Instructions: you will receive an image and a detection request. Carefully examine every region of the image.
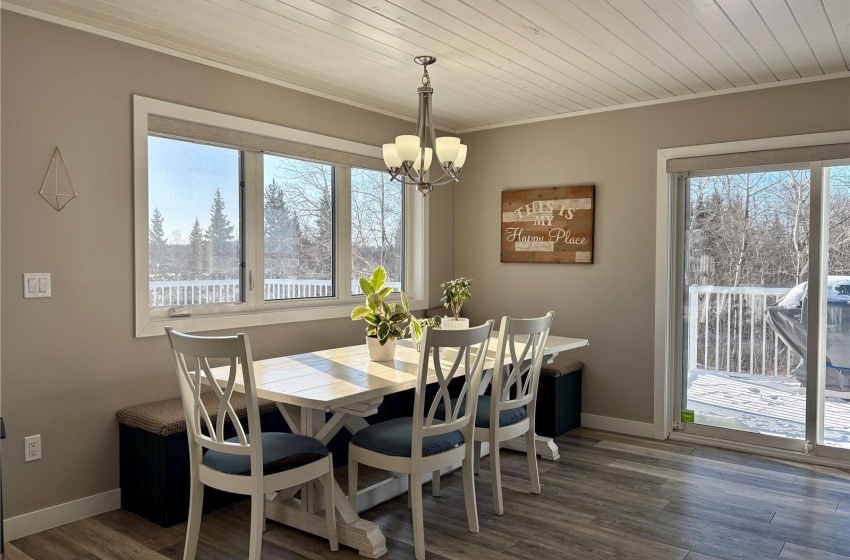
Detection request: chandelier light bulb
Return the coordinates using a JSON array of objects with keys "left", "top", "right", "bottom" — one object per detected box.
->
[
  {"left": 453, "top": 144, "right": 468, "bottom": 169},
  {"left": 435, "top": 137, "right": 461, "bottom": 165},
  {"left": 413, "top": 147, "right": 433, "bottom": 174},
  {"left": 395, "top": 135, "right": 420, "bottom": 163},
  {"left": 383, "top": 143, "right": 402, "bottom": 168}
]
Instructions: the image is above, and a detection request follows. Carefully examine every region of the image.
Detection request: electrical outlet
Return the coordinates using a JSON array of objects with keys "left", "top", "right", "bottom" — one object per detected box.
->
[{"left": 25, "top": 435, "right": 42, "bottom": 462}]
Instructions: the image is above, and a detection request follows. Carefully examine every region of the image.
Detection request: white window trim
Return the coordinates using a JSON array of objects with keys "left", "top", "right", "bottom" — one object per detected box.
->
[
  {"left": 133, "top": 96, "right": 428, "bottom": 337},
  {"left": 653, "top": 131, "right": 850, "bottom": 441}
]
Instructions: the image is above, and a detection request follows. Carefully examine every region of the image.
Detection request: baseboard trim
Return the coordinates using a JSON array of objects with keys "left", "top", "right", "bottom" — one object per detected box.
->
[
  {"left": 3, "top": 489, "right": 121, "bottom": 542},
  {"left": 580, "top": 413, "right": 656, "bottom": 439}
]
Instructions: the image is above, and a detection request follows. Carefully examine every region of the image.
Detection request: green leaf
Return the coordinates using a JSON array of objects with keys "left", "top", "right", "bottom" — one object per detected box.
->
[
  {"left": 400, "top": 291, "right": 410, "bottom": 314},
  {"left": 378, "top": 286, "right": 393, "bottom": 299},
  {"left": 411, "top": 319, "right": 423, "bottom": 341},
  {"left": 377, "top": 322, "right": 390, "bottom": 343},
  {"left": 370, "top": 266, "right": 387, "bottom": 291},
  {"left": 359, "top": 277, "right": 375, "bottom": 296},
  {"left": 350, "top": 306, "right": 371, "bottom": 320},
  {"left": 363, "top": 313, "right": 380, "bottom": 325},
  {"left": 367, "top": 293, "right": 382, "bottom": 312}
]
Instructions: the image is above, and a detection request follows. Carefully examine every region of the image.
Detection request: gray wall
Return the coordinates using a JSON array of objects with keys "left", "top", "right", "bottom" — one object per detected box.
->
[
  {"left": 456, "top": 77, "right": 850, "bottom": 426},
  {"left": 0, "top": 12, "right": 454, "bottom": 517}
]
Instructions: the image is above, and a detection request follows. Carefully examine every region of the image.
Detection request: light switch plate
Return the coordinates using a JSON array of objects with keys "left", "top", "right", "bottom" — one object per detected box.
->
[{"left": 23, "top": 273, "right": 51, "bottom": 298}]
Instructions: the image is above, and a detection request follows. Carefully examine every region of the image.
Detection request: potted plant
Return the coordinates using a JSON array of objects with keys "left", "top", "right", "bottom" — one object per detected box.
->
[
  {"left": 351, "top": 266, "right": 414, "bottom": 361},
  {"left": 440, "top": 277, "right": 472, "bottom": 329}
]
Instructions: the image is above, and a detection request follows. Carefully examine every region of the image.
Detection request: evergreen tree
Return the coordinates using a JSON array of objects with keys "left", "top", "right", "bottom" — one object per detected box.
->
[
  {"left": 205, "top": 189, "right": 235, "bottom": 276},
  {"left": 149, "top": 207, "right": 167, "bottom": 277},
  {"left": 264, "top": 180, "right": 299, "bottom": 278},
  {"left": 188, "top": 218, "right": 206, "bottom": 278}
]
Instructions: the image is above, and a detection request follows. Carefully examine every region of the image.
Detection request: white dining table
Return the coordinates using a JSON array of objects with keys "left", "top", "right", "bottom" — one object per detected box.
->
[{"left": 210, "top": 332, "right": 588, "bottom": 558}]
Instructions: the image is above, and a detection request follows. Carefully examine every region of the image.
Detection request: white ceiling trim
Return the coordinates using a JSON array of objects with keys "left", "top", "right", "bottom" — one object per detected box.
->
[
  {"left": 4, "top": 3, "right": 848, "bottom": 136},
  {"left": 455, "top": 71, "right": 850, "bottom": 134}
]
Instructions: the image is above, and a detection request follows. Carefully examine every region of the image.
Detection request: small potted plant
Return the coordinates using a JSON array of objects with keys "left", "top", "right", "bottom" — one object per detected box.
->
[
  {"left": 351, "top": 266, "right": 413, "bottom": 361},
  {"left": 440, "top": 277, "right": 472, "bottom": 330}
]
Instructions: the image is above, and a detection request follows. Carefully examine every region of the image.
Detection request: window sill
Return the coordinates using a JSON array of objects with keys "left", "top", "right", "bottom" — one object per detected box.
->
[{"left": 136, "top": 298, "right": 429, "bottom": 337}]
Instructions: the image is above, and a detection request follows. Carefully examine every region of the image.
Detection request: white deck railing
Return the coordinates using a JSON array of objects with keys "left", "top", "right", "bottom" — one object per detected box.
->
[
  {"left": 150, "top": 278, "right": 401, "bottom": 307},
  {"left": 688, "top": 285, "right": 802, "bottom": 377}
]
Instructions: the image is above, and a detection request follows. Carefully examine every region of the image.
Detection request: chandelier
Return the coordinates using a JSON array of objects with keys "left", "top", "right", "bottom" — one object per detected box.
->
[{"left": 382, "top": 56, "right": 467, "bottom": 196}]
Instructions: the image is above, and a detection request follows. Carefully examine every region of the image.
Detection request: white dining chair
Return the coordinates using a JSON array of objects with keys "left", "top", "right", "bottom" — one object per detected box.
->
[
  {"left": 347, "top": 321, "right": 494, "bottom": 560},
  {"left": 436, "top": 312, "right": 554, "bottom": 515},
  {"left": 165, "top": 328, "right": 338, "bottom": 560}
]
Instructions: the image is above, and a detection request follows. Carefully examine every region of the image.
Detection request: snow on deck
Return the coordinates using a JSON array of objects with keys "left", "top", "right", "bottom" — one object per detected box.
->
[{"left": 687, "top": 370, "right": 850, "bottom": 448}]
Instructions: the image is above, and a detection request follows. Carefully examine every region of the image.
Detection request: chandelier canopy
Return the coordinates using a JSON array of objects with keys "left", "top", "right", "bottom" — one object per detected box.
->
[{"left": 382, "top": 56, "right": 467, "bottom": 196}]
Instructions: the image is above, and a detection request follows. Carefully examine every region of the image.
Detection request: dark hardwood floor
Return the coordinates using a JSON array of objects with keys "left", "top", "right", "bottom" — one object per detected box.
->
[{"left": 8, "top": 429, "right": 850, "bottom": 560}]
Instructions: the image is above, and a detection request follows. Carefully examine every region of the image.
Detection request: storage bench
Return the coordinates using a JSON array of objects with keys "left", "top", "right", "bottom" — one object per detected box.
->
[
  {"left": 536, "top": 355, "right": 583, "bottom": 438},
  {"left": 117, "top": 393, "right": 286, "bottom": 527}
]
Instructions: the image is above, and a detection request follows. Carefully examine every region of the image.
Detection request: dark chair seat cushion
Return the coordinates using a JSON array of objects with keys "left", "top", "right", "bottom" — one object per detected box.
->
[
  {"left": 435, "top": 395, "right": 527, "bottom": 429},
  {"left": 350, "top": 417, "right": 464, "bottom": 457},
  {"left": 203, "top": 432, "right": 328, "bottom": 476}
]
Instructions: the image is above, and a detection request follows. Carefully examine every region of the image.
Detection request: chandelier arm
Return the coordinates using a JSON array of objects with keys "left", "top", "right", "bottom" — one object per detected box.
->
[
  {"left": 416, "top": 88, "right": 429, "bottom": 178},
  {"left": 426, "top": 90, "right": 449, "bottom": 172},
  {"left": 429, "top": 168, "right": 463, "bottom": 186}
]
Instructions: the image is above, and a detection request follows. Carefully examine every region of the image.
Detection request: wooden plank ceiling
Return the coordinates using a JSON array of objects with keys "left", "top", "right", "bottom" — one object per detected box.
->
[{"left": 6, "top": 0, "right": 849, "bottom": 131}]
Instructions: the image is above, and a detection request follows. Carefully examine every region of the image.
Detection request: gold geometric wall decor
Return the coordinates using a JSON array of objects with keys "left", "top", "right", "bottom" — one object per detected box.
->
[{"left": 40, "top": 147, "right": 78, "bottom": 211}]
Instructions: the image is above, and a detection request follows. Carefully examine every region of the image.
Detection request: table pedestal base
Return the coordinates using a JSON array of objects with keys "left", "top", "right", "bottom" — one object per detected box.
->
[
  {"left": 501, "top": 434, "right": 560, "bottom": 461},
  {"left": 266, "top": 498, "right": 387, "bottom": 558}
]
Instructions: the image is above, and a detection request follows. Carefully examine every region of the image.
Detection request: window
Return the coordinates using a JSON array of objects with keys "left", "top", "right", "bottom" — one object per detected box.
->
[
  {"left": 134, "top": 97, "right": 428, "bottom": 337},
  {"left": 263, "top": 155, "right": 335, "bottom": 301},
  {"left": 148, "top": 137, "right": 243, "bottom": 307},
  {"left": 351, "top": 167, "right": 404, "bottom": 294}
]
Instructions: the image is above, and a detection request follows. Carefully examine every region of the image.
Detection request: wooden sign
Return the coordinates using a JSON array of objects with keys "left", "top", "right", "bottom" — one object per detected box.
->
[{"left": 501, "top": 185, "right": 595, "bottom": 264}]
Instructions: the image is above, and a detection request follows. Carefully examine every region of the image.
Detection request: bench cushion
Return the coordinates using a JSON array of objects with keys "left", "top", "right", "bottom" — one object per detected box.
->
[
  {"left": 203, "top": 432, "right": 328, "bottom": 476},
  {"left": 350, "top": 417, "right": 464, "bottom": 457},
  {"left": 117, "top": 393, "right": 278, "bottom": 437},
  {"left": 424, "top": 306, "right": 447, "bottom": 319},
  {"left": 541, "top": 356, "right": 584, "bottom": 378}
]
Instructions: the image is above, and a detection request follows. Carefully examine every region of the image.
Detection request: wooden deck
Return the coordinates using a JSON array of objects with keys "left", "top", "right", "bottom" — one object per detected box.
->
[
  {"left": 688, "top": 370, "right": 850, "bottom": 447},
  {"left": 6, "top": 428, "right": 850, "bottom": 560}
]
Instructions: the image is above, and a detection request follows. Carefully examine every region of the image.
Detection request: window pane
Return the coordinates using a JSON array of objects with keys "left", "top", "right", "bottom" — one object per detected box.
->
[
  {"left": 148, "top": 136, "right": 242, "bottom": 308},
  {"left": 824, "top": 164, "right": 850, "bottom": 449},
  {"left": 264, "top": 155, "right": 334, "bottom": 300},
  {"left": 683, "top": 169, "right": 810, "bottom": 440},
  {"left": 351, "top": 168, "right": 404, "bottom": 293}
]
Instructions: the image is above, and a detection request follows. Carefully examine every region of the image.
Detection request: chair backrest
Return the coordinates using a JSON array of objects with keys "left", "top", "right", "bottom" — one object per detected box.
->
[
  {"left": 490, "top": 312, "right": 555, "bottom": 420},
  {"left": 413, "top": 321, "right": 494, "bottom": 457},
  {"left": 165, "top": 328, "right": 262, "bottom": 467}
]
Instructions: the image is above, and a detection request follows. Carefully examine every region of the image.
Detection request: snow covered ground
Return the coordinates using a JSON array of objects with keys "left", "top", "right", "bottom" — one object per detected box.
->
[{"left": 687, "top": 369, "right": 850, "bottom": 448}]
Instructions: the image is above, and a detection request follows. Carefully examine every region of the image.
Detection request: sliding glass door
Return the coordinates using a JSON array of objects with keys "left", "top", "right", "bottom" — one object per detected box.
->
[
  {"left": 676, "top": 161, "right": 849, "bottom": 459},
  {"left": 823, "top": 164, "right": 850, "bottom": 452}
]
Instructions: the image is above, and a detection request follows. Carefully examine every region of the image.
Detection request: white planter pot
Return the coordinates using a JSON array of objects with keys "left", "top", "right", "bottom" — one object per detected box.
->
[
  {"left": 441, "top": 317, "right": 470, "bottom": 330},
  {"left": 366, "top": 337, "right": 397, "bottom": 361}
]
